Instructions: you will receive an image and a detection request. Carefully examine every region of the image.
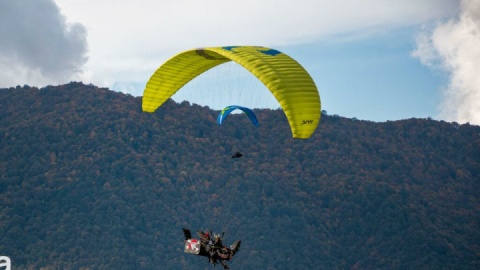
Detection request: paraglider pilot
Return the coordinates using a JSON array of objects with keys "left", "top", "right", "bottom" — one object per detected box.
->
[
  {"left": 184, "top": 228, "right": 240, "bottom": 270},
  {"left": 232, "top": 152, "right": 242, "bottom": 158},
  {"left": 210, "top": 233, "right": 231, "bottom": 269}
]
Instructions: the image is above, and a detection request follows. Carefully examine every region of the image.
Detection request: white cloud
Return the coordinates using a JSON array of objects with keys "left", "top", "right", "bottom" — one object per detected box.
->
[
  {"left": 1, "top": 0, "right": 462, "bottom": 121},
  {"left": 413, "top": 0, "right": 480, "bottom": 125},
  {"left": 0, "top": 0, "right": 88, "bottom": 88}
]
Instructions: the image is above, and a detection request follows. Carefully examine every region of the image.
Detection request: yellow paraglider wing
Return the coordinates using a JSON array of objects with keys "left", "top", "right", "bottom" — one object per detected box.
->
[{"left": 142, "top": 46, "right": 321, "bottom": 139}]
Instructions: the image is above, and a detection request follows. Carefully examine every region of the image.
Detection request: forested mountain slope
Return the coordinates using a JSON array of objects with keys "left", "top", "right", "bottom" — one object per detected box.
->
[{"left": 1, "top": 83, "right": 479, "bottom": 269}]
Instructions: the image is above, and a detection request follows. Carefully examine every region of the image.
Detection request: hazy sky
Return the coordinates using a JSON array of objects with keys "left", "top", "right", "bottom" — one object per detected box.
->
[{"left": 1, "top": 0, "right": 478, "bottom": 124}]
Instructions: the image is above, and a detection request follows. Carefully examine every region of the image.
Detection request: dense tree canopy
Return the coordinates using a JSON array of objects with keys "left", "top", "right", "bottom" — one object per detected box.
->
[{"left": 0, "top": 83, "right": 479, "bottom": 269}]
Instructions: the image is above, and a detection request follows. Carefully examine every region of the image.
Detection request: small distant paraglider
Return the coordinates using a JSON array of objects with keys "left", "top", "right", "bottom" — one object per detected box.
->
[{"left": 217, "top": 105, "right": 259, "bottom": 127}]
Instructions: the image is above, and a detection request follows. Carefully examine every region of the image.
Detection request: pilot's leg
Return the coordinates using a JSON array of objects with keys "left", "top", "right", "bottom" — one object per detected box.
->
[{"left": 219, "top": 260, "right": 229, "bottom": 269}]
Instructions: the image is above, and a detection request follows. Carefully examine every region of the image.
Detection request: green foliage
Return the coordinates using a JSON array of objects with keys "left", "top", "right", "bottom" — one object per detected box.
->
[{"left": 0, "top": 82, "right": 479, "bottom": 269}]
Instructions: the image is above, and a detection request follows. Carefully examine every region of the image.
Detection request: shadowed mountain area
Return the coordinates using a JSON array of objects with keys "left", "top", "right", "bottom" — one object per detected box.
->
[{"left": 1, "top": 82, "right": 479, "bottom": 269}]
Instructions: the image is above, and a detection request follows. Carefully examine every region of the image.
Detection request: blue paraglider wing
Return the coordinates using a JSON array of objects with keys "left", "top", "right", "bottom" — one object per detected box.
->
[{"left": 217, "top": 105, "right": 259, "bottom": 127}]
